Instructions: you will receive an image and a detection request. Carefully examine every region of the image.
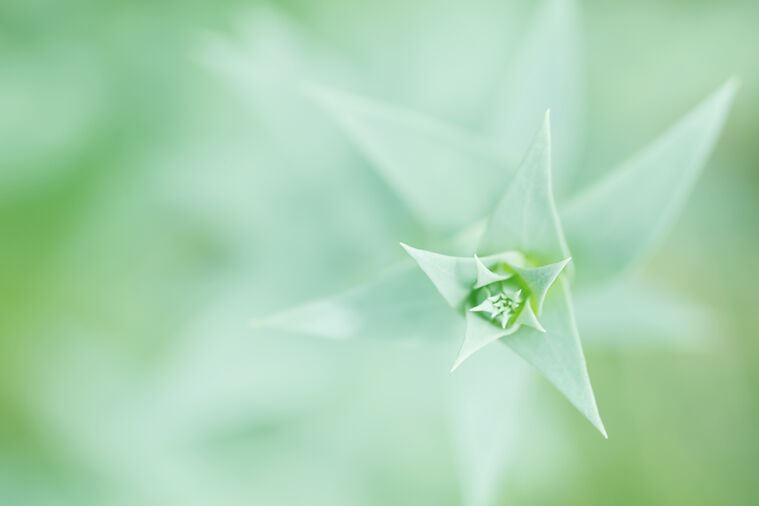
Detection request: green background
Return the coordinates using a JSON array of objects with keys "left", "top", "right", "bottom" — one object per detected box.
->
[{"left": 1, "top": 0, "right": 757, "bottom": 504}]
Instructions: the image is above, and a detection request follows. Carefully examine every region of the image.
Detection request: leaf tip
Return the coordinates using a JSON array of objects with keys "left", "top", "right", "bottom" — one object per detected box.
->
[
  {"left": 450, "top": 346, "right": 468, "bottom": 372},
  {"left": 449, "top": 340, "right": 475, "bottom": 372},
  {"left": 711, "top": 77, "right": 740, "bottom": 114},
  {"left": 588, "top": 408, "right": 608, "bottom": 439},
  {"left": 450, "top": 349, "right": 473, "bottom": 372}
]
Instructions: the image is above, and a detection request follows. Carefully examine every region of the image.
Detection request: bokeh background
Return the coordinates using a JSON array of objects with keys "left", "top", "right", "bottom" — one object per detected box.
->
[{"left": 1, "top": 0, "right": 757, "bottom": 504}]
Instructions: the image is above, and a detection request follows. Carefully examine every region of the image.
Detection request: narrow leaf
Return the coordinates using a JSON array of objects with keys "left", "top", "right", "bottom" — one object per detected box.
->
[
  {"left": 252, "top": 264, "right": 459, "bottom": 342},
  {"left": 502, "top": 278, "right": 606, "bottom": 436},
  {"left": 474, "top": 254, "right": 511, "bottom": 288},
  {"left": 306, "top": 84, "right": 513, "bottom": 231},
  {"left": 449, "top": 347, "right": 533, "bottom": 506},
  {"left": 400, "top": 243, "right": 478, "bottom": 308},
  {"left": 488, "top": 0, "right": 583, "bottom": 196},
  {"left": 452, "top": 312, "right": 510, "bottom": 372},
  {"left": 574, "top": 277, "right": 716, "bottom": 351},
  {"left": 514, "top": 302, "right": 545, "bottom": 333},
  {"left": 479, "top": 112, "right": 571, "bottom": 264},
  {"left": 401, "top": 244, "right": 525, "bottom": 310},
  {"left": 563, "top": 79, "right": 738, "bottom": 285},
  {"left": 513, "top": 257, "right": 572, "bottom": 314}
]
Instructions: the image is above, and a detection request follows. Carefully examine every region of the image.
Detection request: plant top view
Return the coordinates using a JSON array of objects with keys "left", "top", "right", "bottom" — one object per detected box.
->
[
  {"left": 1, "top": 0, "right": 758, "bottom": 505},
  {"left": 258, "top": 75, "right": 736, "bottom": 439}
]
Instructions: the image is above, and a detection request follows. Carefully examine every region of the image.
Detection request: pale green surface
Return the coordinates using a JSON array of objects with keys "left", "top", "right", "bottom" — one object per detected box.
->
[
  {"left": 263, "top": 69, "right": 730, "bottom": 441},
  {"left": 478, "top": 114, "right": 570, "bottom": 261},
  {"left": 264, "top": 111, "right": 604, "bottom": 435},
  {"left": 2, "top": 0, "right": 759, "bottom": 505},
  {"left": 564, "top": 80, "right": 738, "bottom": 286},
  {"left": 308, "top": 85, "right": 511, "bottom": 233},
  {"left": 512, "top": 259, "right": 572, "bottom": 315},
  {"left": 487, "top": 0, "right": 583, "bottom": 196}
]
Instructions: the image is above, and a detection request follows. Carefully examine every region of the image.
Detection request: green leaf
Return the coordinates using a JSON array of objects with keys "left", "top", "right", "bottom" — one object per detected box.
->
[
  {"left": 478, "top": 112, "right": 571, "bottom": 264},
  {"left": 488, "top": 0, "right": 583, "bottom": 196},
  {"left": 400, "top": 243, "right": 525, "bottom": 310},
  {"left": 513, "top": 258, "right": 572, "bottom": 314},
  {"left": 252, "top": 264, "right": 459, "bottom": 342},
  {"left": 563, "top": 79, "right": 738, "bottom": 285},
  {"left": 452, "top": 312, "right": 511, "bottom": 372},
  {"left": 305, "top": 84, "right": 514, "bottom": 232},
  {"left": 449, "top": 348, "right": 533, "bottom": 506},
  {"left": 574, "top": 277, "right": 716, "bottom": 351},
  {"left": 399, "top": 244, "right": 476, "bottom": 309},
  {"left": 504, "top": 278, "right": 606, "bottom": 437},
  {"left": 474, "top": 254, "right": 511, "bottom": 288},
  {"left": 514, "top": 302, "right": 545, "bottom": 333}
]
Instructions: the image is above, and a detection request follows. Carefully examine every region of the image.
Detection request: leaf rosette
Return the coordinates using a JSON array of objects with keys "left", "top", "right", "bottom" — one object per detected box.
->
[{"left": 254, "top": 74, "right": 736, "bottom": 441}]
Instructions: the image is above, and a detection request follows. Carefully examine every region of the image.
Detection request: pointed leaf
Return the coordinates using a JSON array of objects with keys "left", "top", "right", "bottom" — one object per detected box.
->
[
  {"left": 563, "top": 79, "right": 738, "bottom": 285},
  {"left": 514, "top": 302, "right": 545, "bottom": 333},
  {"left": 474, "top": 254, "right": 510, "bottom": 288},
  {"left": 502, "top": 278, "right": 606, "bottom": 436},
  {"left": 479, "top": 112, "right": 570, "bottom": 264},
  {"left": 452, "top": 312, "right": 510, "bottom": 371},
  {"left": 401, "top": 244, "right": 525, "bottom": 309},
  {"left": 469, "top": 298, "right": 496, "bottom": 315},
  {"left": 252, "top": 264, "right": 459, "bottom": 342},
  {"left": 400, "top": 243, "right": 478, "bottom": 308},
  {"left": 513, "top": 257, "right": 571, "bottom": 314},
  {"left": 306, "top": 84, "right": 514, "bottom": 231},
  {"left": 575, "top": 277, "right": 716, "bottom": 351}
]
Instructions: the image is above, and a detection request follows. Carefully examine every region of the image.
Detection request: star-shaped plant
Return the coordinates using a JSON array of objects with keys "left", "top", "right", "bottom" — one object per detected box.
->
[
  {"left": 385, "top": 113, "right": 606, "bottom": 434},
  {"left": 255, "top": 72, "right": 735, "bottom": 437},
  {"left": 402, "top": 243, "right": 572, "bottom": 371},
  {"left": 247, "top": 0, "right": 737, "bottom": 449},
  {"left": 226, "top": 2, "right": 737, "bottom": 501}
]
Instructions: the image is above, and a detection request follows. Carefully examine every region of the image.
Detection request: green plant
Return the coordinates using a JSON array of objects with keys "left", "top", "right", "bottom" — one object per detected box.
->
[
  {"left": 246, "top": 4, "right": 738, "bottom": 503},
  {"left": 255, "top": 78, "right": 735, "bottom": 437}
]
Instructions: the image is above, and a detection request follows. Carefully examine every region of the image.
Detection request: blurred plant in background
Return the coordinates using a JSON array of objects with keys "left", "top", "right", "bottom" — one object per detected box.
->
[{"left": 1, "top": 0, "right": 758, "bottom": 505}]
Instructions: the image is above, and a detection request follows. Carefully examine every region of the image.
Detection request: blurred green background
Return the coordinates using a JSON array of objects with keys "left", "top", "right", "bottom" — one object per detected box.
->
[{"left": 1, "top": 0, "right": 757, "bottom": 504}]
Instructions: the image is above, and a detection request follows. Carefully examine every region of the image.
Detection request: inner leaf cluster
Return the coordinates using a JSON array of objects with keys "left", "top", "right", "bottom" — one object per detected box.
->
[{"left": 469, "top": 264, "right": 530, "bottom": 331}]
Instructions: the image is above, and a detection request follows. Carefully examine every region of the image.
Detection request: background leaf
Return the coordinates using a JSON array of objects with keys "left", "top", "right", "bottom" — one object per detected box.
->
[
  {"left": 3, "top": 0, "right": 758, "bottom": 504},
  {"left": 479, "top": 113, "right": 570, "bottom": 264},
  {"left": 449, "top": 348, "right": 533, "bottom": 506},
  {"left": 575, "top": 277, "right": 716, "bottom": 351},
  {"left": 487, "top": 0, "right": 584, "bottom": 196},
  {"left": 307, "top": 85, "right": 514, "bottom": 232},
  {"left": 563, "top": 80, "right": 738, "bottom": 285},
  {"left": 253, "top": 263, "right": 459, "bottom": 342}
]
